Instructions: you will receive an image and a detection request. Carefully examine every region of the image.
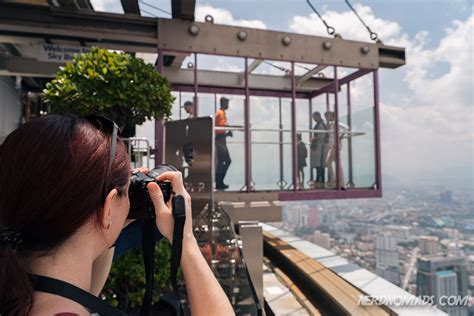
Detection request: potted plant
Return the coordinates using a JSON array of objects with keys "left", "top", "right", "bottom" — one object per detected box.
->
[{"left": 43, "top": 47, "right": 174, "bottom": 136}]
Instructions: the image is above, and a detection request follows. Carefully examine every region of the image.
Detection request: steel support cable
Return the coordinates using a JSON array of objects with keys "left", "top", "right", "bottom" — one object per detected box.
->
[
  {"left": 140, "top": 8, "right": 157, "bottom": 17},
  {"left": 266, "top": 62, "right": 310, "bottom": 74},
  {"left": 295, "top": 64, "right": 312, "bottom": 71},
  {"left": 263, "top": 61, "right": 289, "bottom": 73},
  {"left": 139, "top": 0, "right": 172, "bottom": 16},
  {"left": 305, "top": 0, "right": 336, "bottom": 36},
  {"left": 344, "top": 0, "right": 379, "bottom": 42}
]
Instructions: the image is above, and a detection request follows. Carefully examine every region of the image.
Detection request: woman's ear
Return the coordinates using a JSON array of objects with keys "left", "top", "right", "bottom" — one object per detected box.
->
[{"left": 100, "top": 189, "right": 118, "bottom": 229}]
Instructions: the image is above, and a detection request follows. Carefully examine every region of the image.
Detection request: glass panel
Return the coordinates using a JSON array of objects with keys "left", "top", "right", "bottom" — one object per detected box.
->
[
  {"left": 295, "top": 98, "right": 311, "bottom": 190},
  {"left": 250, "top": 96, "right": 282, "bottom": 190},
  {"left": 340, "top": 75, "right": 376, "bottom": 189},
  {"left": 335, "top": 80, "right": 349, "bottom": 190},
  {"left": 345, "top": 106, "right": 376, "bottom": 188},
  {"left": 197, "top": 93, "right": 218, "bottom": 118},
  {"left": 281, "top": 98, "right": 293, "bottom": 190}
]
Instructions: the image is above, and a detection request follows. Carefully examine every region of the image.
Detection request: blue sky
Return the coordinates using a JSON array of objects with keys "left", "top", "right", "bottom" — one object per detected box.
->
[{"left": 92, "top": 0, "right": 473, "bottom": 192}]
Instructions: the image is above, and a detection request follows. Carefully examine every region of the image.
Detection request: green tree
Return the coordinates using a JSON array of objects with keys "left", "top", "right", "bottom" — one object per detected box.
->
[{"left": 43, "top": 47, "right": 174, "bottom": 127}]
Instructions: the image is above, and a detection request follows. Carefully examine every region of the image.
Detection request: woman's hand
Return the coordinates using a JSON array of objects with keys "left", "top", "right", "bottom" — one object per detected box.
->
[{"left": 146, "top": 171, "right": 194, "bottom": 243}]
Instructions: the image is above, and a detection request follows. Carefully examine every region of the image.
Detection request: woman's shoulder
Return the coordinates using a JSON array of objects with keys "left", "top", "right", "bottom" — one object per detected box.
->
[{"left": 31, "top": 292, "right": 90, "bottom": 316}]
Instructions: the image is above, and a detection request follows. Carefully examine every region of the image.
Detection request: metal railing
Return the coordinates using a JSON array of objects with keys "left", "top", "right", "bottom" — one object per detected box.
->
[
  {"left": 215, "top": 125, "right": 366, "bottom": 190},
  {"left": 123, "top": 137, "right": 151, "bottom": 169}
]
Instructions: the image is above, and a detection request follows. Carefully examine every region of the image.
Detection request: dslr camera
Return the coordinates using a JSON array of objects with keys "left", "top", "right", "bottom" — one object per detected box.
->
[{"left": 128, "top": 165, "right": 177, "bottom": 220}]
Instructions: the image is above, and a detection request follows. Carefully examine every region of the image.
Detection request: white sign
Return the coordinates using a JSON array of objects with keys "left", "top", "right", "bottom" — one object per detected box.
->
[{"left": 37, "top": 44, "right": 91, "bottom": 63}]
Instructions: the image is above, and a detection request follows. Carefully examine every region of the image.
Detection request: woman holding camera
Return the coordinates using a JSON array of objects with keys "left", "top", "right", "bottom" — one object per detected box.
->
[{"left": 0, "top": 115, "right": 234, "bottom": 315}]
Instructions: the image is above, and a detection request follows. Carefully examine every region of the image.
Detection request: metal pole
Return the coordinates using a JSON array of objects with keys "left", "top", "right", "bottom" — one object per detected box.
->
[
  {"left": 334, "top": 66, "right": 341, "bottom": 190},
  {"left": 373, "top": 69, "right": 382, "bottom": 192},
  {"left": 179, "top": 91, "right": 182, "bottom": 120},
  {"left": 326, "top": 92, "right": 330, "bottom": 112},
  {"left": 309, "top": 98, "right": 313, "bottom": 182},
  {"left": 155, "top": 49, "right": 164, "bottom": 166},
  {"left": 347, "top": 83, "right": 354, "bottom": 187},
  {"left": 279, "top": 97, "right": 284, "bottom": 190},
  {"left": 291, "top": 62, "right": 297, "bottom": 191},
  {"left": 193, "top": 53, "right": 199, "bottom": 117},
  {"left": 214, "top": 93, "right": 217, "bottom": 114},
  {"left": 244, "top": 57, "right": 252, "bottom": 192}
]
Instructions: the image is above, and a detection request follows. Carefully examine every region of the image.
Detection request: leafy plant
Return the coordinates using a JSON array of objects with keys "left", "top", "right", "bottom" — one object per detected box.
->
[
  {"left": 43, "top": 47, "right": 174, "bottom": 127},
  {"left": 102, "top": 239, "right": 182, "bottom": 312}
]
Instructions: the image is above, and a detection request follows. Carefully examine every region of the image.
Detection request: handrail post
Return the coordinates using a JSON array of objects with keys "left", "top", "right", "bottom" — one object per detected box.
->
[
  {"left": 291, "top": 62, "right": 297, "bottom": 191},
  {"left": 279, "top": 97, "right": 284, "bottom": 190},
  {"left": 309, "top": 98, "right": 313, "bottom": 182},
  {"left": 347, "top": 83, "right": 354, "bottom": 187},
  {"left": 373, "top": 69, "right": 382, "bottom": 192},
  {"left": 334, "top": 66, "right": 341, "bottom": 190},
  {"left": 193, "top": 53, "right": 199, "bottom": 117},
  {"left": 244, "top": 57, "right": 252, "bottom": 192}
]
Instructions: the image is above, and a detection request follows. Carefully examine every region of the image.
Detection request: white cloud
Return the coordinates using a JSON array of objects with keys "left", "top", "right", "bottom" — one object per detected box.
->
[
  {"left": 195, "top": 4, "right": 267, "bottom": 29},
  {"left": 405, "top": 15, "right": 474, "bottom": 108},
  {"left": 289, "top": 4, "right": 403, "bottom": 45}
]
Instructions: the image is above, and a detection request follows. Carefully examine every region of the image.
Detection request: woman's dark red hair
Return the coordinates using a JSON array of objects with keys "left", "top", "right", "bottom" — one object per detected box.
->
[{"left": 0, "top": 115, "right": 130, "bottom": 315}]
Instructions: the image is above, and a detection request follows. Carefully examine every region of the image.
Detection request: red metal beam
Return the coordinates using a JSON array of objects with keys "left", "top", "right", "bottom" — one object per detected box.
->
[{"left": 278, "top": 188, "right": 381, "bottom": 201}]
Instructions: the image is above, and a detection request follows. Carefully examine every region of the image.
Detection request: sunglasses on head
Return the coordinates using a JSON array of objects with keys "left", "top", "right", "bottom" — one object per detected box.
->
[{"left": 84, "top": 115, "right": 119, "bottom": 202}]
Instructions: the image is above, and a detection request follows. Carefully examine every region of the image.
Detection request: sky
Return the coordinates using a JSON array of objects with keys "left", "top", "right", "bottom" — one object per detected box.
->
[{"left": 90, "top": 0, "right": 474, "bottom": 192}]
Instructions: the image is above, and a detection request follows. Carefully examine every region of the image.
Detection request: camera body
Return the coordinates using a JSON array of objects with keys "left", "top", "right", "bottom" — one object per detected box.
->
[{"left": 128, "top": 165, "right": 177, "bottom": 219}]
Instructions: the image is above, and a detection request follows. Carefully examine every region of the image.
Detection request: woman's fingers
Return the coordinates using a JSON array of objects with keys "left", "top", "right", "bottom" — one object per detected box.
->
[
  {"left": 147, "top": 182, "right": 167, "bottom": 211},
  {"left": 155, "top": 171, "right": 189, "bottom": 197},
  {"left": 132, "top": 166, "right": 149, "bottom": 174},
  {"left": 147, "top": 182, "right": 173, "bottom": 241},
  {"left": 155, "top": 171, "right": 182, "bottom": 182}
]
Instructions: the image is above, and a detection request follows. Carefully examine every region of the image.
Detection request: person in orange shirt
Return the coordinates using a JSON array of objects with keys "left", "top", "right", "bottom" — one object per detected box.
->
[{"left": 215, "top": 97, "right": 232, "bottom": 190}]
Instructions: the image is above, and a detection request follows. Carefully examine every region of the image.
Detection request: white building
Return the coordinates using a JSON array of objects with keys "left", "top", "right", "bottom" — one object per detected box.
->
[
  {"left": 314, "top": 231, "right": 331, "bottom": 250},
  {"left": 419, "top": 236, "right": 439, "bottom": 255},
  {"left": 375, "top": 233, "right": 400, "bottom": 285}
]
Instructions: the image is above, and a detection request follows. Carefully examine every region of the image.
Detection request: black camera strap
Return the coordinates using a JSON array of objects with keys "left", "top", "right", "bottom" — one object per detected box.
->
[
  {"left": 140, "top": 194, "right": 186, "bottom": 316},
  {"left": 31, "top": 274, "right": 127, "bottom": 316},
  {"left": 140, "top": 218, "right": 156, "bottom": 316},
  {"left": 171, "top": 195, "right": 186, "bottom": 315}
]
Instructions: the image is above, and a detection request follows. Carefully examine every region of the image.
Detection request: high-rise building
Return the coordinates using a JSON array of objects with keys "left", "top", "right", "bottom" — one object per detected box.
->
[
  {"left": 307, "top": 206, "right": 320, "bottom": 228},
  {"left": 285, "top": 204, "right": 308, "bottom": 227},
  {"left": 319, "top": 209, "right": 337, "bottom": 226},
  {"left": 314, "top": 230, "right": 331, "bottom": 250},
  {"left": 440, "top": 190, "right": 453, "bottom": 204},
  {"left": 417, "top": 255, "right": 468, "bottom": 316},
  {"left": 419, "top": 236, "right": 439, "bottom": 255},
  {"left": 375, "top": 233, "right": 400, "bottom": 285}
]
